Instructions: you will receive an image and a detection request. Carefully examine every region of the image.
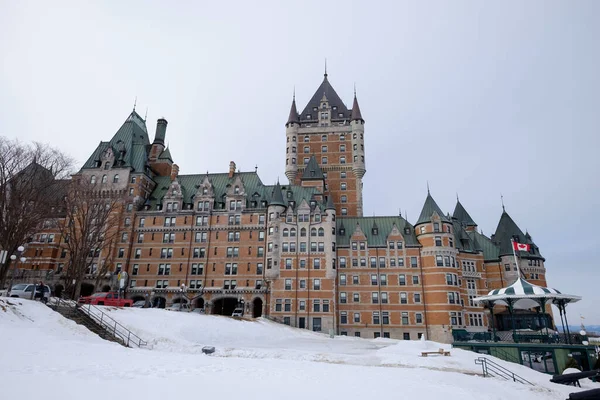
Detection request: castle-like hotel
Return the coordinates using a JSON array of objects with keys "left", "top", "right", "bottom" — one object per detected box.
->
[{"left": 22, "top": 72, "right": 548, "bottom": 343}]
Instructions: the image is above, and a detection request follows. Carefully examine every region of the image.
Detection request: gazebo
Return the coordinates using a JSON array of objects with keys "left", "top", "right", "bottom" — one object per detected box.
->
[{"left": 474, "top": 277, "right": 582, "bottom": 344}]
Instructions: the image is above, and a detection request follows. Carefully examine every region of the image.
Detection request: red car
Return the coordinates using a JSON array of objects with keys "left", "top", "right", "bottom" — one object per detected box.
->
[{"left": 78, "top": 291, "right": 133, "bottom": 307}]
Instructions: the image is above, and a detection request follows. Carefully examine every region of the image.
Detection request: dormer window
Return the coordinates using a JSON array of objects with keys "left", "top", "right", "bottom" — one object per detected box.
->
[
  {"left": 310, "top": 171, "right": 315, "bottom": 177},
  {"left": 340, "top": 228, "right": 345, "bottom": 235},
  {"left": 90, "top": 175, "right": 96, "bottom": 184},
  {"left": 202, "top": 187, "right": 208, "bottom": 195},
  {"left": 338, "top": 113, "right": 343, "bottom": 117},
  {"left": 404, "top": 227, "right": 411, "bottom": 235},
  {"left": 306, "top": 115, "right": 311, "bottom": 119},
  {"left": 372, "top": 228, "right": 378, "bottom": 235},
  {"left": 320, "top": 112, "right": 328, "bottom": 119},
  {"left": 287, "top": 191, "right": 293, "bottom": 199},
  {"left": 310, "top": 201, "right": 316, "bottom": 208},
  {"left": 234, "top": 186, "right": 240, "bottom": 194},
  {"left": 104, "top": 162, "right": 110, "bottom": 170},
  {"left": 289, "top": 201, "right": 295, "bottom": 208},
  {"left": 102, "top": 175, "right": 107, "bottom": 184},
  {"left": 113, "top": 174, "right": 119, "bottom": 183},
  {"left": 332, "top": 106, "right": 337, "bottom": 111}
]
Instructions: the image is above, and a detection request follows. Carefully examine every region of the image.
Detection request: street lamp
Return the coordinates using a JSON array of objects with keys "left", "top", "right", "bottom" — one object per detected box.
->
[
  {"left": 7, "top": 246, "right": 26, "bottom": 296},
  {"left": 179, "top": 283, "right": 187, "bottom": 311}
]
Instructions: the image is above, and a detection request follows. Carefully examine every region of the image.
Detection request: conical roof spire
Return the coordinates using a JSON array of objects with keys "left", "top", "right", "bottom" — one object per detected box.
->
[
  {"left": 286, "top": 93, "right": 299, "bottom": 126},
  {"left": 270, "top": 180, "right": 285, "bottom": 207},
  {"left": 416, "top": 192, "right": 450, "bottom": 225},
  {"left": 452, "top": 200, "right": 477, "bottom": 227},
  {"left": 351, "top": 92, "right": 364, "bottom": 122},
  {"left": 325, "top": 195, "right": 335, "bottom": 211}
]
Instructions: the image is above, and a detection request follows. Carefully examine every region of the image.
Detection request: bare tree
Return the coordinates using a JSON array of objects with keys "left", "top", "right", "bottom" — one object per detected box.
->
[
  {"left": 60, "top": 176, "right": 126, "bottom": 299},
  {"left": 0, "top": 137, "right": 73, "bottom": 287}
]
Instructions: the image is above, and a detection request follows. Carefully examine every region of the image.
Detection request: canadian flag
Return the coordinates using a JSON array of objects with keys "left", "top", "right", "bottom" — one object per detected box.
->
[{"left": 513, "top": 241, "right": 531, "bottom": 252}]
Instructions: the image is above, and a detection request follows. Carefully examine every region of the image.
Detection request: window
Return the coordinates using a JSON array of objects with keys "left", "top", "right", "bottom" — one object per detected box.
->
[
  {"left": 340, "top": 182, "right": 347, "bottom": 191},
  {"left": 400, "top": 292, "right": 408, "bottom": 304},
  {"left": 381, "top": 292, "right": 388, "bottom": 304},
  {"left": 322, "top": 145, "right": 328, "bottom": 152},
  {"left": 340, "top": 292, "right": 347, "bottom": 303},
  {"left": 299, "top": 301, "right": 305, "bottom": 311},
  {"left": 380, "top": 274, "right": 387, "bottom": 285},
  {"left": 275, "top": 299, "right": 282, "bottom": 312},
  {"left": 101, "top": 175, "right": 107, "bottom": 183},
  {"left": 285, "top": 279, "right": 292, "bottom": 290},
  {"left": 304, "top": 146, "right": 309, "bottom": 153},
  {"left": 339, "top": 257, "right": 346, "bottom": 268},
  {"left": 341, "top": 208, "right": 347, "bottom": 215},
  {"left": 414, "top": 293, "right": 421, "bottom": 303},
  {"left": 436, "top": 255, "right": 443, "bottom": 267},
  {"left": 354, "top": 313, "right": 360, "bottom": 323},
  {"left": 435, "top": 236, "right": 442, "bottom": 246},
  {"left": 402, "top": 312, "right": 409, "bottom": 325},
  {"left": 371, "top": 274, "right": 377, "bottom": 285},
  {"left": 340, "top": 274, "right": 346, "bottom": 285},
  {"left": 340, "top": 312, "right": 347, "bottom": 324},
  {"left": 352, "top": 275, "right": 359, "bottom": 285},
  {"left": 113, "top": 174, "right": 119, "bottom": 183},
  {"left": 412, "top": 275, "right": 419, "bottom": 285},
  {"left": 313, "top": 279, "right": 321, "bottom": 290},
  {"left": 340, "top": 156, "right": 346, "bottom": 164},
  {"left": 372, "top": 292, "right": 379, "bottom": 304},
  {"left": 399, "top": 274, "right": 406, "bottom": 285},
  {"left": 313, "top": 300, "right": 320, "bottom": 312},
  {"left": 372, "top": 312, "right": 380, "bottom": 325}
]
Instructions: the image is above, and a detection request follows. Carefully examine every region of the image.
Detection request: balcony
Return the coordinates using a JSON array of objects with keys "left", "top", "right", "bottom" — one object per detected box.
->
[{"left": 462, "top": 270, "right": 481, "bottom": 279}]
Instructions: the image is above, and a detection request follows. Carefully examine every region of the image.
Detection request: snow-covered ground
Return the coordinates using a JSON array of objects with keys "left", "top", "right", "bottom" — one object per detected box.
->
[{"left": 1, "top": 298, "right": 597, "bottom": 400}]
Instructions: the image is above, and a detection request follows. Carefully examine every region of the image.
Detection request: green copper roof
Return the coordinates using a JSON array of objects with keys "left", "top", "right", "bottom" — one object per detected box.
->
[
  {"left": 452, "top": 220, "right": 481, "bottom": 253},
  {"left": 82, "top": 111, "right": 151, "bottom": 173},
  {"left": 416, "top": 193, "right": 450, "bottom": 225},
  {"left": 301, "top": 155, "right": 324, "bottom": 180},
  {"left": 158, "top": 147, "right": 173, "bottom": 162},
  {"left": 492, "top": 211, "right": 543, "bottom": 259},
  {"left": 336, "top": 216, "right": 419, "bottom": 247},
  {"left": 453, "top": 200, "right": 477, "bottom": 227},
  {"left": 270, "top": 181, "right": 285, "bottom": 207},
  {"left": 468, "top": 231, "right": 500, "bottom": 262}
]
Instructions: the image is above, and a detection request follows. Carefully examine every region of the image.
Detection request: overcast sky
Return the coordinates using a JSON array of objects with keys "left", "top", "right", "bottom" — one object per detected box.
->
[{"left": 1, "top": 1, "right": 598, "bottom": 324}]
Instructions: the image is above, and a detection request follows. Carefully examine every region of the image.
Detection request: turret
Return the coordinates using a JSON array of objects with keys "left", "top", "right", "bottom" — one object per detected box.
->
[
  {"left": 350, "top": 93, "right": 365, "bottom": 180},
  {"left": 149, "top": 118, "right": 168, "bottom": 162},
  {"left": 285, "top": 95, "right": 300, "bottom": 182}
]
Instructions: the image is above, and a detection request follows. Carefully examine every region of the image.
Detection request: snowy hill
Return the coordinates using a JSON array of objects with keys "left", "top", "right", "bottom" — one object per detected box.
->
[{"left": 1, "top": 298, "right": 597, "bottom": 400}]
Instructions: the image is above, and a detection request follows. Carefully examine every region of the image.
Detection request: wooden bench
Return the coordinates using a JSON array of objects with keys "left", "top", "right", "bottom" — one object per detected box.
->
[
  {"left": 421, "top": 348, "right": 451, "bottom": 357},
  {"left": 551, "top": 370, "right": 599, "bottom": 387}
]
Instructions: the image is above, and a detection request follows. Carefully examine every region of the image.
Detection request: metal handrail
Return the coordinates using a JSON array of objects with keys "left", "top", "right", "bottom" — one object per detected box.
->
[
  {"left": 51, "top": 297, "right": 147, "bottom": 348},
  {"left": 475, "top": 357, "right": 534, "bottom": 385},
  {"left": 493, "top": 348, "right": 521, "bottom": 364},
  {"left": 78, "top": 303, "right": 147, "bottom": 348}
]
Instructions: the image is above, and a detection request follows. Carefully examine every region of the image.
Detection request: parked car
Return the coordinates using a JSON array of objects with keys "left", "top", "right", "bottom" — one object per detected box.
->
[
  {"left": 78, "top": 292, "right": 133, "bottom": 307},
  {"left": 231, "top": 307, "right": 244, "bottom": 317},
  {"left": 9, "top": 284, "right": 50, "bottom": 301},
  {"left": 191, "top": 308, "right": 205, "bottom": 314},
  {"left": 166, "top": 303, "right": 190, "bottom": 311},
  {"left": 132, "top": 300, "right": 147, "bottom": 308}
]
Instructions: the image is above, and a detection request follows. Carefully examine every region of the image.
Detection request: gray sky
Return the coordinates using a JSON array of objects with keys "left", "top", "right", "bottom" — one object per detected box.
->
[{"left": 1, "top": 1, "right": 598, "bottom": 323}]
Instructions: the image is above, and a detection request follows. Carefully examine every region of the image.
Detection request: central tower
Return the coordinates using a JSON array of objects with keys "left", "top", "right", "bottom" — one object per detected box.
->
[{"left": 284, "top": 71, "right": 366, "bottom": 217}]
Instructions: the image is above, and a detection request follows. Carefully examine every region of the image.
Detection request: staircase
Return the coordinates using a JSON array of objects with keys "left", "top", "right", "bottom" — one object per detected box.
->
[
  {"left": 475, "top": 357, "right": 533, "bottom": 385},
  {"left": 48, "top": 298, "right": 147, "bottom": 348}
]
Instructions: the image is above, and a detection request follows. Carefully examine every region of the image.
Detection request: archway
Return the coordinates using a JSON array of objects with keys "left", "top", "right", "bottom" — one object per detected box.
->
[
  {"left": 252, "top": 298, "right": 263, "bottom": 318},
  {"left": 172, "top": 297, "right": 188, "bottom": 304},
  {"left": 131, "top": 296, "right": 145, "bottom": 302},
  {"left": 211, "top": 297, "right": 239, "bottom": 316},
  {"left": 101, "top": 285, "right": 111, "bottom": 292},
  {"left": 194, "top": 298, "right": 205, "bottom": 309},
  {"left": 152, "top": 296, "right": 166, "bottom": 309},
  {"left": 80, "top": 283, "right": 94, "bottom": 297}
]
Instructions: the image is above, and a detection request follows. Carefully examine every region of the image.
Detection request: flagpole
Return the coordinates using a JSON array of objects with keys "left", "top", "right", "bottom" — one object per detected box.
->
[{"left": 510, "top": 238, "right": 521, "bottom": 279}]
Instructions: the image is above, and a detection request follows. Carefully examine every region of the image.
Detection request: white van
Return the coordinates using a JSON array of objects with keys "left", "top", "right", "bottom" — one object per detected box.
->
[{"left": 231, "top": 308, "right": 244, "bottom": 317}]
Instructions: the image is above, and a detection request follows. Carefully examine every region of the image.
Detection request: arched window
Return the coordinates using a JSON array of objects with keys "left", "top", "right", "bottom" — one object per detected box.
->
[
  {"left": 113, "top": 174, "right": 119, "bottom": 183},
  {"left": 304, "top": 135, "right": 309, "bottom": 142},
  {"left": 290, "top": 228, "right": 297, "bottom": 237},
  {"left": 318, "top": 228, "right": 324, "bottom": 237},
  {"left": 202, "top": 187, "right": 208, "bottom": 195},
  {"left": 353, "top": 133, "right": 357, "bottom": 139},
  {"left": 234, "top": 186, "right": 240, "bottom": 194},
  {"left": 101, "top": 175, "right": 107, "bottom": 184},
  {"left": 311, "top": 228, "right": 317, "bottom": 237},
  {"left": 283, "top": 228, "right": 289, "bottom": 237},
  {"left": 300, "top": 228, "right": 307, "bottom": 237},
  {"left": 90, "top": 175, "right": 96, "bottom": 184},
  {"left": 304, "top": 146, "right": 309, "bottom": 153}
]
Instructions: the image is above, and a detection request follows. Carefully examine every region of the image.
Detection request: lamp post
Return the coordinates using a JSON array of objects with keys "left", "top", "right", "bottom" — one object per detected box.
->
[
  {"left": 179, "top": 283, "right": 187, "bottom": 311},
  {"left": 7, "top": 246, "right": 26, "bottom": 296}
]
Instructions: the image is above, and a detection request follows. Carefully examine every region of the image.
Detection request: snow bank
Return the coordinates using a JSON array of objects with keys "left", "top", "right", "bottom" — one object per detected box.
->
[{"left": 1, "top": 300, "right": 596, "bottom": 400}]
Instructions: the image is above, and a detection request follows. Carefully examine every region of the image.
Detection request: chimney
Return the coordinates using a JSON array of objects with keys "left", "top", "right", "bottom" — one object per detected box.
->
[
  {"left": 170, "top": 164, "right": 179, "bottom": 181},
  {"left": 228, "top": 161, "right": 236, "bottom": 178},
  {"left": 154, "top": 118, "right": 168, "bottom": 144}
]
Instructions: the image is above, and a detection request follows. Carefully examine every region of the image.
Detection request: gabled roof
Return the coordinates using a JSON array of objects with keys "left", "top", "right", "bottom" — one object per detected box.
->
[
  {"left": 336, "top": 216, "right": 419, "bottom": 247},
  {"left": 286, "top": 97, "right": 299, "bottom": 125},
  {"left": 301, "top": 155, "right": 324, "bottom": 180},
  {"left": 453, "top": 200, "right": 477, "bottom": 227},
  {"left": 270, "top": 181, "right": 285, "bottom": 207},
  {"left": 452, "top": 220, "right": 480, "bottom": 253},
  {"left": 351, "top": 95, "right": 364, "bottom": 122},
  {"left": 416, "top": 193, "right": 450, "bottom": 225},
  {"left": 158, "top": 147, "right": 173, "bottom": 162},
  {"left": 493, "top": 211, "right": 543, "bottom": 259},
  {"left": 81, "top": 110, "right": 151, "bottom": 173},
  {"left": 300, "top": 74, "right": 350, "bottom": 121}
]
